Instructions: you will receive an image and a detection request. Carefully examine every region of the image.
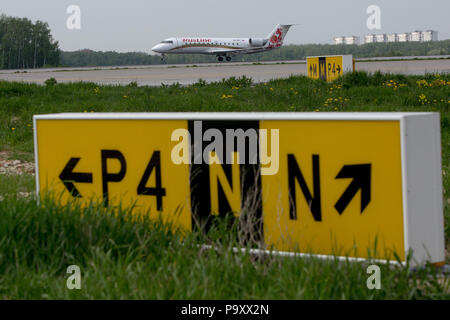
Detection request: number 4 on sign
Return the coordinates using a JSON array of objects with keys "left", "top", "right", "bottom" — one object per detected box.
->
[{"left": 137, "top": 151, "right": 166, "bottom": 211}]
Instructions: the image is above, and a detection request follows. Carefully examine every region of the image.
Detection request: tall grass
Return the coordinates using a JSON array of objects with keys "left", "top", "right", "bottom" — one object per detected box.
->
[
  {"left": 0, "top": 196, "right": 448, "bottom": 299},
  {"left": 0, "top": 73, "right": 449, "bottom": 299},
  {"left": 1, "top": 73, "right": 448, "bottom": 236},
  {"left": 1, "top": 72, "right": 449, "bottom": 153}
]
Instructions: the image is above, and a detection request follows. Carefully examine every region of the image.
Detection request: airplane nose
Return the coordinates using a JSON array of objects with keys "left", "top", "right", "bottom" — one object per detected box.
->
[{"left": 152, "top": 44, "right": 162, "bottom": 53}]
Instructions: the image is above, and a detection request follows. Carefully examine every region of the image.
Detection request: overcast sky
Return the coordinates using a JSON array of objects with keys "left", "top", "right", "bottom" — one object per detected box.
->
[{"left": 0, "top": 0, "right": 448, "bottom": 52}]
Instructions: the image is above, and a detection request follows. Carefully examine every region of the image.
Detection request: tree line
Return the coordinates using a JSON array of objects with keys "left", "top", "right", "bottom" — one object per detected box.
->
[
  {"left": 0, "top": 14, "right": 60, "bottom": 69},
  {"left": 60, "top": 40, "right": 450, "bottom": 67},
  {"left": 0, "top": 13, "right": 448, "bottom": 69}
]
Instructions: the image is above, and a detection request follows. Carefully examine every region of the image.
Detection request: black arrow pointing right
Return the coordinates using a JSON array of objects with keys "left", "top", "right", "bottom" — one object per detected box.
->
[
  {"left": 334, "top": 164, "right": 371, "bottom": 215},
  {"left": 59, "top": 157, "right": 93, "bottom": 198}
]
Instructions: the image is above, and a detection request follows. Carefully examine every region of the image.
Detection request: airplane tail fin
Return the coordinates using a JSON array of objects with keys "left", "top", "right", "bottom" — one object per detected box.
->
[{"left": 265, "top": 24, "right": 293, "bottom": 48}]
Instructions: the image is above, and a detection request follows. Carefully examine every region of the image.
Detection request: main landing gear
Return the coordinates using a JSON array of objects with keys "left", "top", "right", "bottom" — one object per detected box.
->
[{"left": 217, "top": 56, "right": 232, "bottom": 62}]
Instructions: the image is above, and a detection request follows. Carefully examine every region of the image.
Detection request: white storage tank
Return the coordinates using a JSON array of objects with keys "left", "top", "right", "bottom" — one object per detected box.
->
[
  {"left": 344, "top": 36, "right": 360, "bottom": 45},
  {"left": 397, "top": 33, "right": 410, "bottom": 42},
  {"left": 375, "top": 34, "right": 387, "bottom": 43},
  {"left": 410, "top": 31, "right": 422, "bottom": 42},
  {"left": 365, "top": 34, "right": 376, "bottom": 44},
  {"left": 422, "top": 30, "right": 438, "bottom": 42},
  {"left": 387, "top": 33, "right": 398, "bottom": 43},
  {"left": 334, "top": 37, "right": 345, "bottom": 45}
]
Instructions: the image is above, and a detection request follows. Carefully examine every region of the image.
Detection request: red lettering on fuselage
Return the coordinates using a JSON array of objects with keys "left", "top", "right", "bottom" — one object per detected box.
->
[{"left": 181, "top": 38, "right": 212, "bottom": 44}]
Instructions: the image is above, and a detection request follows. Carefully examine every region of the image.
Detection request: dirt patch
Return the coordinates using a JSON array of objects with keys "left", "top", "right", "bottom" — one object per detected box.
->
[{"left": 0, "top": 151, "right": 35, "bottom": 176}]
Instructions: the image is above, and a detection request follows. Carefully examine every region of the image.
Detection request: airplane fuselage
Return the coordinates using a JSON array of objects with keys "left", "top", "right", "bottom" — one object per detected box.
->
[
  {"left": 153, "top": 37, "right": 269, "bottom": 55},
  {"left": 151, "top": 24, "right": 293, "bottom": 61}
]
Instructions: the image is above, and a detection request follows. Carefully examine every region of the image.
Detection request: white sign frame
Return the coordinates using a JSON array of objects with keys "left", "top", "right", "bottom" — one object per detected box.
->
[{"left": 33, "top": 112, "right": 445, "bottom": 266}]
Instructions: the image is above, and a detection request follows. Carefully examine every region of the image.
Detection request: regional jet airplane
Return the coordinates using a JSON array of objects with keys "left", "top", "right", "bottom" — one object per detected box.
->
[{"left": 151, "top": 24, "right": 293, "bottom": 62}]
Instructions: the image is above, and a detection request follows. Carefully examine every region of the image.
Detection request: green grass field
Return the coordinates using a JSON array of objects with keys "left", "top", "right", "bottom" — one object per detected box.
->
[{"left": 0, "top": 72, "right": 449, "bottom": 299}]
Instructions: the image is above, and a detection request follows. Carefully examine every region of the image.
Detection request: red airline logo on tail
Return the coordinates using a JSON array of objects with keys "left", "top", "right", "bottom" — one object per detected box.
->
[{"left": 268, "top": 28, "right": 283, "bottom": 49}]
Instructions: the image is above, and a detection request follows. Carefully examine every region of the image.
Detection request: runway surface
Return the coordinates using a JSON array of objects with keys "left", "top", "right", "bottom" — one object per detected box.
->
[{"left": 0, "top": 57, "right": 449, "bottom": 86}]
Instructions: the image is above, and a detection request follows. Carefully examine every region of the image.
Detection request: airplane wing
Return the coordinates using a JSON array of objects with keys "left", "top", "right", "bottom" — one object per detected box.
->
[{"left": 207, "top": 47, "right": 266, "bottom": 56}]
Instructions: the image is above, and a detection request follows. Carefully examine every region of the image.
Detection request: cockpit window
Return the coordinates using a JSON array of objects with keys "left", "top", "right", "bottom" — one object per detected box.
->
[{"left": 161, "top": 40, "right": 173, "bottom": 44}]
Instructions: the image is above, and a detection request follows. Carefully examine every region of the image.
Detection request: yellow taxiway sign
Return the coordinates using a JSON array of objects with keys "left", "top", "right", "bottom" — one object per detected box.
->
[{"left": 34, "top": 113, "right": 445, "bottom": 266}]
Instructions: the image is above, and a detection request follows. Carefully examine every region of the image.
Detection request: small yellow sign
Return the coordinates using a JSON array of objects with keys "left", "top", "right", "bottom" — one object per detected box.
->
[
  {"left": 307, "top": 55, "right": 352, "bottom": 82},
  {"left": 325, "top": 56, "right": 344, "bottom": 82},
  {"left": 307, "top": 57, "right": 320, "bottom": 79}
]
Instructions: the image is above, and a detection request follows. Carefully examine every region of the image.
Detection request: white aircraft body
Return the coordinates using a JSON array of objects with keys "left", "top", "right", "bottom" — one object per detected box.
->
[{"left": 151, "top": 24, "right": 293, "bottom": 61}]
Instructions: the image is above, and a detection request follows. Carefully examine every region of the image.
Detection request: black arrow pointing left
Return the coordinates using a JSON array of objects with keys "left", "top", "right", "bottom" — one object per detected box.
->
[{"left": 59, "top": 158, "right": 93, "bottom": 198}]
